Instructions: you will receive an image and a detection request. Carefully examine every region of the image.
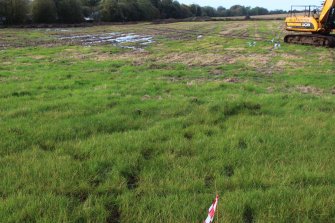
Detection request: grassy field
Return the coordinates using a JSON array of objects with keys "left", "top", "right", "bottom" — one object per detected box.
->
[
  {"left": 0, "top": 20, "right": 335, "bottom": 222},
  {"left": 214, "top": 14, "right": 289, "bottom": 20},
  {"left": 216, "top": 13, "right": 306, "bottom": 21}
]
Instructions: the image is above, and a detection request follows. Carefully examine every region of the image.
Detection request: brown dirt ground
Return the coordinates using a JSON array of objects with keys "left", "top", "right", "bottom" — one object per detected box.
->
[
  {"left": 156, "top": 52, "right": 237, "bottom": 66},
  {"left": 296, "top": 86, "right": 324, "bottom": 96}
]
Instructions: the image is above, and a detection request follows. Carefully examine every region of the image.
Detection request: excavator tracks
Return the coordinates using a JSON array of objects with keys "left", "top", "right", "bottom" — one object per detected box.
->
[{"left": 284, "top": 34, "right": 335, "bottom": 47}]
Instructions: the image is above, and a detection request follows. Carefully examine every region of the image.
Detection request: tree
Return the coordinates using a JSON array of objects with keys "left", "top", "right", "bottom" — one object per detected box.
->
[
  {"left": 229, "top": 5, "right": 246, "bottom": 16},
  {"left": 217, "top": 6, "right": 228, "bottom": 17},
  {"left": 82, "top": 0, "right": 101, "bottom": 19},
  {"left": 160, "top": 0, "right": 173, "bottom": 18},
  {"left": 180, "top": 4, "right": 192, "bottom": 18},
  {"left": 202, "top": 6, "right": 216, "bottom": 17},
  {"left": 119, "top": 0, "right": 141, "bottom": 21},
  {"left": 0, "top": 0, "right": 6, "bottom": 22},
  {"left": 1, "top": 0, "right": 279, "bottom": 24},
  {"left": 250, "top": 7, "right": 269, "bottom": 16},
  {"left": 137, "top": 0, "right": 160, "bottom": 20},
  {"left": 0, "top": 0, "right": 30, "bottom": 24},
  {"left": 100, "top": 0, "right": 115, "bottom": 21},
  {"left": 190, "top": 4, "right": 202, "bottom": 17},
  {"left": 171, "top": 1, "right": 182, "bottom": 19},
  {"left": 150, "top": 0, "right": 160, "bottom": 9},
  {"left": 57, "top": 0, "right": 83, "bottom": 23},
  {"left": 100, "top": 0, "right": 143, "bottom": 22},
  {"left": 270, "top": 9, "right": 287, "bottom": 14},
  {"left": 32, "top": 0, "right": 58, "bottom": 23},
  {"left": 83, "top": 0, "right": 101, "bottom": 7}
]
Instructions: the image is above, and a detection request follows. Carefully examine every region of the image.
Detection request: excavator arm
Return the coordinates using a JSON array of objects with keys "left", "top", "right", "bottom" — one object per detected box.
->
[{"left": 319, "top": 0, "right": 335, "bottom": 24}]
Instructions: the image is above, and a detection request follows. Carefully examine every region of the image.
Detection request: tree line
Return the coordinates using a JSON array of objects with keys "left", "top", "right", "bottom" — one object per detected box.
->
[{"left": 0, "top": 0, "right": 287, "bottom": 24}]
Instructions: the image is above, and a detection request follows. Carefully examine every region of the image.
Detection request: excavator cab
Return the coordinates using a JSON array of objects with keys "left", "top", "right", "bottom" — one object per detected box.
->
[
  {"left": 312, "top": 9, "right": 320, "bottom": 19},
  {"left": 285, "top": 5, "right": 322, "bottom": 33},
  {"left": 326, "top": 7, "right": 335, "bottom": 29},
  {"left": 284, "top": 0, "right": 335, "bottom": 47}
]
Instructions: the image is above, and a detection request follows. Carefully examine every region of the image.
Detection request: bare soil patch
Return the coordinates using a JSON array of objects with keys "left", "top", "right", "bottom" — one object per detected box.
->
[
  {"left": 147, "top": 27, "right": 202, "bottom": 40},
  {"left": 296, "top": 86, "right": 323, "bottom": 96},
  {"left": 156, "top": 52, "right": 237, "bottom": 66},
  {"left": 58, "top": 48, "right": 151, "bottom": 65},
  {"left": 242, "top": 54, "right": 270, "bottom": 68},
  {"left": 224, "top": 77, "right": 240, "bottom": 83},
  {"left": 161, "top": 75, "right": 241, "bottom": 86},
  {"left": 220, "top": 23, "right": 249, "bottom": 36}
]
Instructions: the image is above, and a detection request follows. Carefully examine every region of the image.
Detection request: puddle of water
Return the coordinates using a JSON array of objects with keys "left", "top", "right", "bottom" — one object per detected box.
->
[
  {"left": 58, "top": 32, "right": 154, "bottom": 49},
  {"left": 42, "top": 28, "right": 71, "bottom": 32}
]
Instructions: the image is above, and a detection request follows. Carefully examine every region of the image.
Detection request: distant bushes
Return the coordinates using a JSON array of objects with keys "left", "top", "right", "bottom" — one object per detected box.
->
[
  {"left": 32, "top": 0, "right": 83, "bottom": 23},
  {"left": 0, "top": 0, "right": 30, "bottom": 24},
  {"left": 56, "top": 0, "right": 84, "bottom": 23},
  {"left": 32, "top": 0, "right": 58, "bottom": 23},
  {"left": 0, "top": 0, "right": 287, "bottom": 25}
]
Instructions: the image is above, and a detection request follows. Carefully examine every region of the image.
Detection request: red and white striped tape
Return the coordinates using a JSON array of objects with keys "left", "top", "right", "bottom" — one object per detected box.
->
[{"left": 204, "top": 195, "right": 219, "bottom": 223}]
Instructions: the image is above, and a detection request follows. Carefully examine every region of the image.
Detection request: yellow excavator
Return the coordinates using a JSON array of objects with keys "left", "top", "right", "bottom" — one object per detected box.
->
[{"left": 285, "top": 0, "right": 335, "bottom": 47}]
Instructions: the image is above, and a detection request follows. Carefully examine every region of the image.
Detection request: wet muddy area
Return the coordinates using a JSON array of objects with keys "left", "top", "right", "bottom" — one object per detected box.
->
[
  {"left": 0, "top": 30, "right": 154, "bottom": 49},
  {"left": 58, "top": 32, "right": 154, "bottom": 49}
]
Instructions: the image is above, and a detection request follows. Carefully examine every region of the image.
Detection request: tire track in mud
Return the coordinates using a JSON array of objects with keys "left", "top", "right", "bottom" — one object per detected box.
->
[
  {"left": 145, "top": 22, "right": 222, "bottom": 40},
  {"left": 220, "top": 30, "right": 274, "bottom": 42},
  {"left": 146, "top": 27, "right": 204, "bottom": 40},
  {"left": 147, "top": 24, "right": 279, "bottom": 55},
  {"left": 220, "top": 22, "right": 286, "bottom": 42}
]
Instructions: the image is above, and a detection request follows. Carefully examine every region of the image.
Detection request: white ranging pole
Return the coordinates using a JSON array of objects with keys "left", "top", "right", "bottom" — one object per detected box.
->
[{"left": 204, "top": 195, "right": 219, "bottom": 223}]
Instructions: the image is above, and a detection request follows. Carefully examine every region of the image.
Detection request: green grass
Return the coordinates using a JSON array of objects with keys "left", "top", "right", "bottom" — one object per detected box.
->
[{"left": 0, "top": 21, "right": 335, "bottom": 222}]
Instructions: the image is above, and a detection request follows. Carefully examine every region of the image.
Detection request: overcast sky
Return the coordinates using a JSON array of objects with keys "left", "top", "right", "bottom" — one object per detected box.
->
[{"left": 177, "top": 0, "right": 321, "bottom": 10}]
